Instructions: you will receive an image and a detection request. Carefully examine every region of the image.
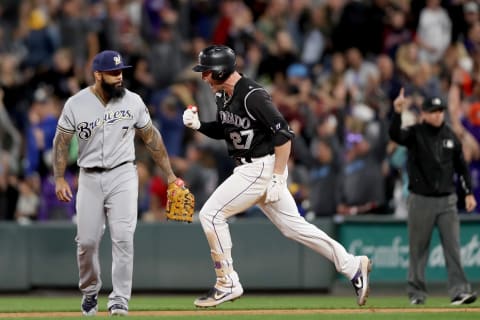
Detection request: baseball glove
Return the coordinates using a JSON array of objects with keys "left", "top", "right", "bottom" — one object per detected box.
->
[{"left": 166, "top": 178, "right": 195, "bottom": 223}]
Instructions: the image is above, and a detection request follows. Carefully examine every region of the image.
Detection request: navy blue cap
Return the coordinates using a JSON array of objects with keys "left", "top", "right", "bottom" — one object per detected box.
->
[{"left": 92, "top": 50, "right": 131, "bottom": 72}]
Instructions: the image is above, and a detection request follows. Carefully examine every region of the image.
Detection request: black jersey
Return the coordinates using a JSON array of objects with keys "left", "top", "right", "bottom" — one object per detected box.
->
[{"left": 199, "top": 76, "right": 293, "bottom": 159}]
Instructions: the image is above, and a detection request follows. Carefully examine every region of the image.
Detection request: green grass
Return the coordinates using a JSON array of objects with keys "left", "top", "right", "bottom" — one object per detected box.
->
[{"left": 0, "top": 294, "right": 478, "bottom": 319}]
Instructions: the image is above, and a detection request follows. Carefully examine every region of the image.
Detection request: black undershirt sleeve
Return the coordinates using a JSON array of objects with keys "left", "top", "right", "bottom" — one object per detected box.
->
[{"left": 197, "top": 121, "right": 225, "bottom": 140}]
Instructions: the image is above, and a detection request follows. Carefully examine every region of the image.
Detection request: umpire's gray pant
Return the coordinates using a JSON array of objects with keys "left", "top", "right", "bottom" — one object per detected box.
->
[{"left": 407, "top": 193, "right": 471, "bottom": 300}]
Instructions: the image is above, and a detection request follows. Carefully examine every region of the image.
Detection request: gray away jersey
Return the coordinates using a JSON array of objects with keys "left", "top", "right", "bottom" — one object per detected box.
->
[{"left": 57, "top": 87, "right": 151, "bottom": 168}]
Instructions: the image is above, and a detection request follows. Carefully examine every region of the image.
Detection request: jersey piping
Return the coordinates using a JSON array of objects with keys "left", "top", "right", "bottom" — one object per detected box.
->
[{"left": 243, "top": 88, "right": 266, "bottom": 120}]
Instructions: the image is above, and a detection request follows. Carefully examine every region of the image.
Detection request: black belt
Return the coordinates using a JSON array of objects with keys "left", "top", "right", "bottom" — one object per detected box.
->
[
  {"left": 83, "top": 161, "right": 132, "bottom": 173},
  {"left": 235, "top": 155, "right": 252, "bottom": 165},
  {"left": 234, "top": 152, "right": 274, "bottom": 166}
]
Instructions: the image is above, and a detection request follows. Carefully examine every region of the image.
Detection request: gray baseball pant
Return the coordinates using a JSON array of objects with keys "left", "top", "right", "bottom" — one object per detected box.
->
[
  {"left": 407, "top": 192, "right": 471, "bottom": 300},
  {"left": 76, "top": 163, "right": 138, "bottom": 308}
]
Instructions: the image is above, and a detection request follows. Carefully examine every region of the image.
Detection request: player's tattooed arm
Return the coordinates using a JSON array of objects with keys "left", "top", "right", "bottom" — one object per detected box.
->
[
  {"left": 52, "top": 130, "right": 74, "bottom": 179},
  {"left": 137, "top": 123, "right": 177, "bottom": 184}
]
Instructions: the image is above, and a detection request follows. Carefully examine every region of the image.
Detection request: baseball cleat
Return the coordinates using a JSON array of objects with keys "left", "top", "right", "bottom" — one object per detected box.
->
[
  {"left": 451, "top": 292, "right": 477, "bottom": 305},
  {"left": 351, "top": 255, "right": 372, "bottom": 306},
  {"left": 108, "top": 303, "right": 129, "bottom": 316},
  {"left": 410, "top": 297, "right": 425, "bottom": 305},
  {"left": 81, "top": 294, "right": 98, "bottom": 316},
  {"left": 194, "top": 285, "right": 244, "bottom": 308}
]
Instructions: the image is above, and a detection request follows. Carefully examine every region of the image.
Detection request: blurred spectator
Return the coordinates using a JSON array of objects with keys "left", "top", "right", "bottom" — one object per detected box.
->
[
  {"left": 0, "top": 155, "right": 18, "bottom": 221},
  {"left": 14, "top": 178, "right": 39, "bottom": 225},
  {"left": 25, "top": 87, "right": 76, "bottom": 221},
  {"left": 299, "top": 5, "right": 326, "bottom": 67},
  {"left": 141, "top": 165, "right": 169, "bottom": 222},
  {"left": 151, "top": 93, "right": 186, "bottom": 157},
  {"left": 450, "top": 83, "right": 480, "bottom": 212},
  {"left": 174, "top": 142, "right": 218, "bottom": 211},
  {"left": 464, "top": 21, "right": 480, "bottom": 56},
  {"left": 19, "top": 5, "right": 58, "bottom": 72},
  {"left": 382, "top": 6, "right": 413, "bottom": 59},
  {"left": 376, "top": 54, "right": 403, "bottom": 104},
  {"left": 316, "top": 52, "right": 348, "bottom": 109},
  {"left": 31, "top": 48, "right": 80, "bottom": 102},
  {"left": 0, "top": 54, "right": 30, "bottom": 132},
  {"left": 0, "top": 88, "right": 22, "bottom": 219},
  {"left": 415, "top": 0, "right": 452, "bottom": 64},
  {"left": 453, "top": 1, "right": 480, "bottom": 43},
  {"left": 284, "top": 0, "right": 309, "bottom": 54},
  {"left": 147, "top": 21, "right": 188, "bottom": 91},
  {"left": 225, "top": 1, "right": 256, "bottom": 58},
  {"left": 271, "top": 63, "right": 314, "bottom": 138},
  {"left": 331, "top": 0, "right": 371, "bottom": 53},
  {"left": 137, "top": 160, "right": 153, "bottom": 220},
  {"left": 255, "top": 0, "right": 289, "bottom": 54},
  {"left": 396, "top": 42, "right": 422, "bottom": 81},
  {"left": 441, "top": 42, "right": 473, "bottom": 97},
  {"left": 257, "top": 29, "right": 298, "bottom": 85},
  {"left": 0, "top": 88, "right": 21, "bottom": 175},
  {"left": 308, "top": 116, "right": 343, "bottom": 217},
  {"left": 337, "top": 106, "right": 387, "bottom": 216},
  {"left": 57, "top": 0, "right": 99, "bottom": 76},
  {"left": 344, "top": 47, "right": 379, "bottom": 103}
]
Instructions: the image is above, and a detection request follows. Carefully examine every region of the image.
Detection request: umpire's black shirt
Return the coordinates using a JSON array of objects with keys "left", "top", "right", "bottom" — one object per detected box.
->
[{"left": 389, "top": 112, "right": 472, "bottom": 197}]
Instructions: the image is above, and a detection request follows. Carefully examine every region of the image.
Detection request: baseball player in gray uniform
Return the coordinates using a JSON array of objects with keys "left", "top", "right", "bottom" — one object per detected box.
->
[
  {"left": 53, "top": 50, "right": 179, "bottom": 316},
  {"left": 183, "top": 45, "right": 372, "bottom": 308}
]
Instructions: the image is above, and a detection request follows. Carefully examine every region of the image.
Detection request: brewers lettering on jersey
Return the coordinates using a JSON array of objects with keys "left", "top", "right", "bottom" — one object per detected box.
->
[
  {"left": 53, "top": 50, "right": 179, "bottom": 316},
  {"left": 76, "top": 110, "right": 134, "bottom": 140},
  {"left": 183, "top": 45, "right": 372, "bottom": 308}
]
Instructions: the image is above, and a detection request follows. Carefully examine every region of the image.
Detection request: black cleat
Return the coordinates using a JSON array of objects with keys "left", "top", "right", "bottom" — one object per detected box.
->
[{"left": 81, "top": 294, "right": 98, "bottom": 316}]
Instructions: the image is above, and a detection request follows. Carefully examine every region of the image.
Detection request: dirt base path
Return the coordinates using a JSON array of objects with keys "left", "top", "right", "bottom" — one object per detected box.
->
[{"left": 2, "top": 308, "right": 480, "bottom": 318}]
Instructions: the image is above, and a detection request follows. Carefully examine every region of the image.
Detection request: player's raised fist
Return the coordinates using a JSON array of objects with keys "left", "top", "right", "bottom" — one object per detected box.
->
[{"left": 183, "top": 106, "right": 201, "bottom": 130}]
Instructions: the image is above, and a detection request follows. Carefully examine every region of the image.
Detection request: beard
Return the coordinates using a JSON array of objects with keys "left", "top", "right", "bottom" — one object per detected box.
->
[{"left": 100, "top": 78, "right": 126, "bottom": 100}]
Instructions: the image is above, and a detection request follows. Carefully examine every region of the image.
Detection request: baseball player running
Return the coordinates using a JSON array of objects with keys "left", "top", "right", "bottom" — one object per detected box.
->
[
  {"left": 53, "top": 50, "right": 180, "bottom": 316},
  {"left": 183, "top": 45, "right": 372, "bottom": 308}
]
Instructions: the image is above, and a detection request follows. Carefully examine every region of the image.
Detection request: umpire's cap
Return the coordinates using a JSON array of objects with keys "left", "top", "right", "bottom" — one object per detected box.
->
[
  {"left": 422, "top": 97, "right": 446, "bottom": 112},
  {"left": 92, "top": 50, "right": 132, "bottom": 72}
]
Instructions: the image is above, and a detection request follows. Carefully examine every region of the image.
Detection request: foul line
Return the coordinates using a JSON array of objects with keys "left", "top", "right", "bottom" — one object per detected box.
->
[{"left": 1, "top": 308, "right": 480, "bottom": 318}]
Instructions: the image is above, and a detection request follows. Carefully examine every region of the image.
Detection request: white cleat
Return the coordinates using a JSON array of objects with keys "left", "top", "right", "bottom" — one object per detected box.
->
[
  {"left": 194, "top": 285, "right": 244, "bottom": 308},
  {"left": 108, "top": 304, "right": 128, "bottom": 316},
  {"left": 351, "top": 255, "right": 372, "bottom": 306}
]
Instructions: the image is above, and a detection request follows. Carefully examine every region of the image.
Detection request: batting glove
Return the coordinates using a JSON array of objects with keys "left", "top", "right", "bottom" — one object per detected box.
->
[
  {"left": 183, "top": 106, "right": 201, "bottom": 130},
  {"left": 265, "top": 174, "right": 284, "bottom": 203}
]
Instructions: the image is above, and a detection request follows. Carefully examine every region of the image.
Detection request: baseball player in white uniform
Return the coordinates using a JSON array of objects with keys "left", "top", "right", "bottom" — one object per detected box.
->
[
  {"left": 183, "top": 45, "right": 372, "bottom": 308},
  {"left": 53, "top": 50, "right": 180, "bottom": 316}
]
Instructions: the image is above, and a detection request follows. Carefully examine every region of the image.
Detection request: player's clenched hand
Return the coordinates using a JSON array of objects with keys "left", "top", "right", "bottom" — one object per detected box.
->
[
  {"left": 55, "top": 177, "right": 73, "bottom": 202},
  {"left": 265, "top": 174, "right": 284, "bottom": 203},
  {"left": 183, "top": 105, "right": 201, "bottom": 130}
]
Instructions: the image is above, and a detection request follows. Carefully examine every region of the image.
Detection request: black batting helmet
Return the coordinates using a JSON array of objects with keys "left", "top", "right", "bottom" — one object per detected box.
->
[{"left": 192, "top": 45, "right": 236, "bottom": 81}]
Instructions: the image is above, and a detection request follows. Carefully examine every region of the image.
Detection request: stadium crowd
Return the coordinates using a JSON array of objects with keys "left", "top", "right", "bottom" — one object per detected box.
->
[{"left": 1, "top": 0, "right": 480, "bottom": 223}]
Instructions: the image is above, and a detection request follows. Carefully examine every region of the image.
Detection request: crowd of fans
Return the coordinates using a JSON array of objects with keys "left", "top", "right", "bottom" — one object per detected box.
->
[{"left": 1, "top": 0, "right": 480, "bottom": 224}]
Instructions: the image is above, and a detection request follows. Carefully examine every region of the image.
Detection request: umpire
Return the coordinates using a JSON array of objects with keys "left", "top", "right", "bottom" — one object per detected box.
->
[{"left": 389, "top": 88, "right": 477, "bottom": 305}]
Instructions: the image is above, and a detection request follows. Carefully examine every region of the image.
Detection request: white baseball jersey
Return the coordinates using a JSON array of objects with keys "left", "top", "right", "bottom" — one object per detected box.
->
[{"left": 57, "top": 87, "right": 151, "bottom": 168}]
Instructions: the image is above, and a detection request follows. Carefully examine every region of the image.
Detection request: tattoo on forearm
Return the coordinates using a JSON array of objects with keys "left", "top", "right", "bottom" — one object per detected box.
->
[
  {"left": 53, "top": 131, "right": 73, "bottom": 179},
  {"left": 138, "top": 125, "right": 174, "bottom": 179}
]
